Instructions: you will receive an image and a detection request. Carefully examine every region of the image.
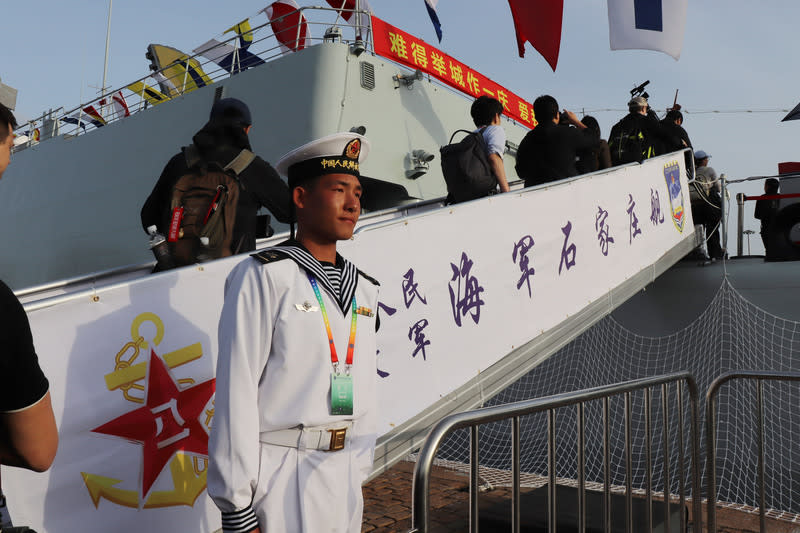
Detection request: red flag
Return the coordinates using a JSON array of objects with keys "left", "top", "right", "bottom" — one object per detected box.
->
[
  {"left": 112, "top": 90, "right": 131, "bottom": 118},
  {"left": 264, "top": 0, "right": 310, "bottom": 53},
  {"left": 507, "top": 0, "right": 563, "bottom": 71},
  {"left": 325, "top": 0, "right": 356, "bottom": 21},
  {"left": 324, "top": 0, "right": 373, "bottom": 38},
  {"left": 82, "top": 105, "right": 107, "bottom": 127}
]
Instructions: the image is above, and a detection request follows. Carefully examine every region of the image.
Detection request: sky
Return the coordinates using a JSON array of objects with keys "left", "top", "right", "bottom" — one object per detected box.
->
[{"left": 3, "top": 0, "right": 800, "bottom": 254}]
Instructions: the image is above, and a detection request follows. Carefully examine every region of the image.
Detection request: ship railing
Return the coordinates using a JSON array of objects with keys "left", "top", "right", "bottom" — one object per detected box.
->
[
  {"left": 408, "top": 372, "right": 703, "bottom": 533},
  {"left": 705, "top": 371, "right": 800, "bottom": 533},
  {"left": 15, "top": 191, "right": 460, "bottom": 309},
  {"left": 12, "top": 5, "right": 375, "bottom": 151},
  {"left": 725, "top": 172, "right": 800, "bottom": 256}
]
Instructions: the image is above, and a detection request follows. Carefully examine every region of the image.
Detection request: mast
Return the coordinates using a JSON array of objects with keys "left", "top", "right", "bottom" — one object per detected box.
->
[
  {"left": 101, "top": 0, "right": 113, "bottom": 108},
  {"left": 354, "top": 0, "right": 361, "bottom": 39}
]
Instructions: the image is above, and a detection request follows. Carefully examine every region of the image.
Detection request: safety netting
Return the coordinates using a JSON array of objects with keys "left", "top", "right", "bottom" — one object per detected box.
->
[{"left": 434, "top": 277, "right": 800, "bottom": 516}]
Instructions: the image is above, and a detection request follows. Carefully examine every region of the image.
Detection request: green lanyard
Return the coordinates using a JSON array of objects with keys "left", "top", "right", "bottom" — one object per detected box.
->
[{"left": 306, "top": 272, "right": 357, "bottom": 374}]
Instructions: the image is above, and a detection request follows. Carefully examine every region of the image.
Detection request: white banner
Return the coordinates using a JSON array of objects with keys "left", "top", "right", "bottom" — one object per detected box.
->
[
  {"left": 5, "top": 154, "right": 692, "bottom": 532},
  {"left": 608, "top": 0, "right": 688, "bottom": 60}
]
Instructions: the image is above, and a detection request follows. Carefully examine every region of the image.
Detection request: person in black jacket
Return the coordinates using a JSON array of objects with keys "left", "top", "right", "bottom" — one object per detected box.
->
[
  {"left": 141, "top": 98, "right": 290, "bottom": 256},
  {"left": 754, "top": 178, "right": 780, "bottom": 253},
  {"left": 0, "top": 103, "right": 58, "bottom": 532},
  {"left": 658, "top": 109, "right": 693, "bottom": 173},
  {"left": 515, "top": 95, "right": 599, "bottom": 187},
  {"left": 608, "top": 96, "right": 682, "bottom": 166},
  {"left": 660, "top": 109, "right": 691, "bottom": 153},
  {"left": 576, "top": 115, "right": 611, "bottom": 175}
]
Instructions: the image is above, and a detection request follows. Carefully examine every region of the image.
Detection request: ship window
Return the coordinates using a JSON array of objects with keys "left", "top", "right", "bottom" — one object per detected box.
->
[
  {"left": 214, "top": 86, "right": 225, "bottom": 101},
  {"left": 360, "top": 62, "right": 375, "bottom": 91}
]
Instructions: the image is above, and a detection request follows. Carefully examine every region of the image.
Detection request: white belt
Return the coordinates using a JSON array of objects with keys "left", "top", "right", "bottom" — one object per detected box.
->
[{"left": 260, "top": 422, "right": 353, "bottom": 452}]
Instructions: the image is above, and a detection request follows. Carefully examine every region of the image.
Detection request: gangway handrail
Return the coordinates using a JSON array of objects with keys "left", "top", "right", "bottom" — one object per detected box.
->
[
  {"left": 409, "top": 372, "right": 702, "bottom": 533},
  {"left": 17, "top": 150, "right": 678, "bottom": 310},
  {"left": 705, "top": 370, "right": 800, "bottom": 533},
  {"left": 15, "top": 261, "right": 153, "bottom": 299},
  {"left": 17, "top": 193, "right": 451, "bottom": 311}
]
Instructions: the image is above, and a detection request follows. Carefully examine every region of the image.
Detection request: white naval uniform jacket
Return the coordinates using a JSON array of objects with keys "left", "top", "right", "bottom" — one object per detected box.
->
[{"left": 208, "top": 244, "right": 380, "bottom": 533}]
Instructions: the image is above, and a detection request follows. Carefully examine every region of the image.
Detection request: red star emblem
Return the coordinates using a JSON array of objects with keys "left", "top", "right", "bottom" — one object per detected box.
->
[{"left": 93, "top": 350, "right": 215, "bottom": 499}]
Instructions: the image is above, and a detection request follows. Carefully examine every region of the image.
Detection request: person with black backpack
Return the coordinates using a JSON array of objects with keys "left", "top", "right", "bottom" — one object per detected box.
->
[
  {"left": 470, "top": 96, "right": 511, "bottom": 194},
  {"left": 608, "top": 96, "right": 681, "bottom": 166},
  {"left": 440, "top": 96, "right": 511, "bottom": 203},
  {"left": 141, "top": 98, "right": 291, "bottom": 270}
]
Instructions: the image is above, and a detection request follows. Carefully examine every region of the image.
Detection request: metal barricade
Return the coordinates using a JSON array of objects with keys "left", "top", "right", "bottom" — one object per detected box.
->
[
  {"left": 705, "top": 370, "right": 800, "bottom": 533},
  {"left": 409, "top": 372, "right": 702, "bottom": 533}
]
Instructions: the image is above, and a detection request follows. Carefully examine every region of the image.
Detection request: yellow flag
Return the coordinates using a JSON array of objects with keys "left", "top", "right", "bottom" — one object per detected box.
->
[{"left": 126, "top": 81, "right": 170, "bottom": 106}]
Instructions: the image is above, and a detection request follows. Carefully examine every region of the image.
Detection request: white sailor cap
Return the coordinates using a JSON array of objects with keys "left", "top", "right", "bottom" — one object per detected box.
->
[{"left": 276, "top": 132, "right": 371, "bottom": 188}]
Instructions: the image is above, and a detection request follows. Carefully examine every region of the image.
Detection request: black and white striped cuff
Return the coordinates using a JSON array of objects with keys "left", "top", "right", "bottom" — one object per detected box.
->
[{"left": 221, "top": 506, "right": 259, "bottom": 533}]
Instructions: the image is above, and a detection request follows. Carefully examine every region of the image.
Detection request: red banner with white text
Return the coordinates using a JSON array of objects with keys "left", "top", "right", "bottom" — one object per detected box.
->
[{"left": 371, "top": 16, "right": 537, "bottom": 129}]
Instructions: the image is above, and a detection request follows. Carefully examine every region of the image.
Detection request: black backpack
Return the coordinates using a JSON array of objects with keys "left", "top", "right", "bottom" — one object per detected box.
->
[
  {"left": 608, "top": 118, "right": 653, "bottom": 165},
  {"left": 164, "top": 145, "right": 255, "bottom": 267},
  {"left": 440, "top": 129, "right": 497, "bottom": 203}
]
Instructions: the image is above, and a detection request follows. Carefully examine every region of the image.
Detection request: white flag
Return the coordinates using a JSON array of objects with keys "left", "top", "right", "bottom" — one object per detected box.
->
[
  {"left": 152, "top": 71, "right": 179, "bottom": 96},
  {"left": 607, "top": 0, "right": 687, "bottom": 60},
  {"left": 194, "top": 38, "right": 236, "bottom": 66}
]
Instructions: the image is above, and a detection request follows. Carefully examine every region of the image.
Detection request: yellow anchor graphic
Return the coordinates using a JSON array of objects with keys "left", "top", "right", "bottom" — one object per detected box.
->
[
  {"left": 82, "top": 454, "right": 208, "bottom": 509},
  {"left": 83, "top": 312, "right": 214, "bottom": 509}
]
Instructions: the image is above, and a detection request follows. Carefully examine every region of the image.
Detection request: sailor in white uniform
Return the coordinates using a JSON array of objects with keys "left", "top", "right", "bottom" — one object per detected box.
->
[{"left": 208, "top": 133, "right": 380, "bottom": 533}]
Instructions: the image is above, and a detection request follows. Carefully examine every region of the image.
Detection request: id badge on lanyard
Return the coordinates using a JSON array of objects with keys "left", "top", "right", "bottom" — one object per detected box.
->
[
  {"left": 330, "top": 374, "right": 354, "bottom": 415},
  {"left": 307, "top": 273, "right": 357, "bottom": 416}
]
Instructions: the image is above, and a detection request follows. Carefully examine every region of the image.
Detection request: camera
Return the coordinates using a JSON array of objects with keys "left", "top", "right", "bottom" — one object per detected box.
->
[{"left": 630, "top": 80, "right": 650, "bottom": 100}]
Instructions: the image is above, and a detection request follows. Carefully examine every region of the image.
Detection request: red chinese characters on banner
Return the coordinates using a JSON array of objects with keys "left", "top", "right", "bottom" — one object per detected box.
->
[{"left": 372, "top": 16, "right": 537, "bottom": 129}]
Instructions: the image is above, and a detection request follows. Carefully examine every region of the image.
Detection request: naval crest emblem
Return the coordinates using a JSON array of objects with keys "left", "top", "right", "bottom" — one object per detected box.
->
[
  {"left": 344, "top": 138, "right": 361, "bottom": 160},
  {"left": 663, "top": 161, "right": 685, "bottom": 233}
]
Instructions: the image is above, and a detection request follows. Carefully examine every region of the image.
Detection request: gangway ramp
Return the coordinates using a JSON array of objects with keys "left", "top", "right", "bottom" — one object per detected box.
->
[
  {"left": 8, "top": 152, "right": 695, "bottom": 533},
  {"left": 361, "top": 152, "right": 698, "bottom": 477}
]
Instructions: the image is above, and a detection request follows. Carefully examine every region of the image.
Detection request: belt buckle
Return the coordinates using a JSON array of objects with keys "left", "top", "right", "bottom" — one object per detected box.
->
[{"left": 327, "top": 428, "right": 347, "bottom": 451}]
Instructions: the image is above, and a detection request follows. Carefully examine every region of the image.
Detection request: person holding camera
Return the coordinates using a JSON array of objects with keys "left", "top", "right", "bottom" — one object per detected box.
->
[{"left": 515, "top": 94, "right": 599, "bottom": 187}]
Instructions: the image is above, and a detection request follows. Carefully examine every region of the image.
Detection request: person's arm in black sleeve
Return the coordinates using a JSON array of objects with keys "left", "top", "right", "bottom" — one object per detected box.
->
[
  {"left": 649, "top": 119, "right": 681, "bottom": 151},
  {"left": 598, "top": 139, "right": 612, "bottom": 170},
  {"left": 754, "top": 199, "right": 767, "bottom": 220},
  {"left": 0, "top": 282, "right": 58, "bottom": 472},
  {"left": 569, "top": 126, "right": 600, "bottom": 151},
  {"left": 241, "top": 157, "right": 291, "bottom": 224},
  {"left": 561, "top": 110, "right": 599, "bottom": 150},
  {"left": 681, "top": 128, "right": 692, "bottom": 150},
  {"left": 515, "top": 131, "right": 533, "bottom": 182},
  {"left": 141, "top": 153, "right": 185, "bottom": 233}
]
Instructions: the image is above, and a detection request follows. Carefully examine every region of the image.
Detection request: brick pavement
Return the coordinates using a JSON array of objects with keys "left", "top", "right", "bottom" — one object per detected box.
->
[
  {"left": 362, "top": 461, "right": 472, "bottom": 532},
  {"left": 362, "top": 461, "right": 800, "bottom": 533}
]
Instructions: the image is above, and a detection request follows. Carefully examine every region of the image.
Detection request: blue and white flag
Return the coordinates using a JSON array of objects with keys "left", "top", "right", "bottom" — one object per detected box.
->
[
  {"left": 607, "top": 0, "right": 687, "bottom": 60},
  {"left": 194, "top": 38, "right": 265, "bottom": 74},
  {"left": 424, "top": 0, "right": 442, "bottom": 42},
  {"left": 60, "top": 113, "right": 88, "bottom": 131}
]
